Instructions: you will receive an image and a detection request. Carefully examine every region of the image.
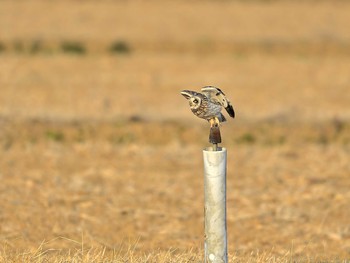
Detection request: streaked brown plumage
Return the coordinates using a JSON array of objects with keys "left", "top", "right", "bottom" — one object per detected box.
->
[{"left": 180, "top": 86, "right": 235, "bottom": 127}]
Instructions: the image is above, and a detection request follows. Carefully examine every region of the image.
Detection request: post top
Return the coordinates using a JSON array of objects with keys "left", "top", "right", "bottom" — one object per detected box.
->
[{"left": 203, "top": 147, "right": 227, "bottom": 153}]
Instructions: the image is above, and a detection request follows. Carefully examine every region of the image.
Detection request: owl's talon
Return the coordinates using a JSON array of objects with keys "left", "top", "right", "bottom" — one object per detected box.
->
[{"left": 209, "top": 117, "right": 220, "bottom": 128}]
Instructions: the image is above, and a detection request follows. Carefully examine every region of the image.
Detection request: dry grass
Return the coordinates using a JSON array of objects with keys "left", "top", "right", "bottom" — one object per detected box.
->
[
  {"left": 1, "top": 120, "right": 349, "bottom": 262},
  {"left": 1, "top": 0, "right": 350, "bottom": 262},
  {"left": 0, "top": 244, "right": 349, "bottom": 263},
  {"left": 0, "top": 238, "right": 200, "bottom": 263}
]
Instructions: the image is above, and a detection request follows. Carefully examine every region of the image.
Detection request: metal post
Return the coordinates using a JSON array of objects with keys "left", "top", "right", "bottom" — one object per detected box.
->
[
  {"left": 203, "top": 147, "right": 228, "bottom": 263},
  {"left": 209, "top": 126, "right": 222, "bottom": 151}
]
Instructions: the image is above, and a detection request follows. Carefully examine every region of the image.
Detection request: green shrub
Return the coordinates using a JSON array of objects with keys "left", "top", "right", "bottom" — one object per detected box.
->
[
  {"left": 0, "top": 42, "right": 5, "bottom": 53},
  {"left": 109, "top": 41, "right": 131, "bottom": 54},
  {"left": 236, "top": 133, "right": 256, "bottom": 144},
  {"left": 61, "top": 41, "right": 86, "bottom": 54},
  {"left": 46, "top": 130, "right": 65, "bottom": 142}
]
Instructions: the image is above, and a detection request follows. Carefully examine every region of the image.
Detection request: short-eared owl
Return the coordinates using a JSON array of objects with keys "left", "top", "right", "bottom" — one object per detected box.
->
[{"left": 181, "top": 86, "right": 235, "bottom": 127}]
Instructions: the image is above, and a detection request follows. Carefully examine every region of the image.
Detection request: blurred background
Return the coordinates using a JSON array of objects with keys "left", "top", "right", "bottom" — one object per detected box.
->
[{"left": 1, "top": 0, "right": 350, "bottom": 261}]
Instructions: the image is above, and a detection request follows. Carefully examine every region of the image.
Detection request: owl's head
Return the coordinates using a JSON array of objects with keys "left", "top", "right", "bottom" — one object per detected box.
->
[{"left": 180, "top": 90, "right": 203, "bottom": 110}]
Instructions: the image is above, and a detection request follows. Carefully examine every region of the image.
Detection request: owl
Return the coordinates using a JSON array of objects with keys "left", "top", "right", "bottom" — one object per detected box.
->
[{"left": 181, "top": 86, "right": 235, "bottom": 127}]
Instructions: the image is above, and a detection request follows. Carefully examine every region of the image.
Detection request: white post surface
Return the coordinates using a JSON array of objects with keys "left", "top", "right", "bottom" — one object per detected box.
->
[{"left": 203, "top": 147, "right": 228, "bottom": 263}]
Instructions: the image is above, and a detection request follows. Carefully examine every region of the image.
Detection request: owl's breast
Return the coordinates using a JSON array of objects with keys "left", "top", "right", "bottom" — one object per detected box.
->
[{"left": 191, "top": 101, "right": 222, "bottom": 120}]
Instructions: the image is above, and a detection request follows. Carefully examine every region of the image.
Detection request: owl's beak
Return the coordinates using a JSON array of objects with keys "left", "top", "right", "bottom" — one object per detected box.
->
[{"left": 180, "top": 90, "right": 192, "bottom": 99}]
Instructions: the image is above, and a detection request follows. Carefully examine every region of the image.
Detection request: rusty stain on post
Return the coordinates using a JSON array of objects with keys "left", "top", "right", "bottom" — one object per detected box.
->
[{"left": 209, "top": 126, "right": 222, "bottom": 151}]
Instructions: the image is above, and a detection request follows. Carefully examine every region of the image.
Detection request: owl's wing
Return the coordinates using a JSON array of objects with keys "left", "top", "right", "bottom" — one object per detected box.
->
[{"left": 201, "top": 86, "right": 235, "bottom": 118}]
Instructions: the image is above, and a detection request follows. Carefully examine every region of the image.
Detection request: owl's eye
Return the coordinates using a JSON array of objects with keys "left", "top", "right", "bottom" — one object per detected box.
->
[{"left": 193, "top": 99, "right": 199, "bottom": 104}]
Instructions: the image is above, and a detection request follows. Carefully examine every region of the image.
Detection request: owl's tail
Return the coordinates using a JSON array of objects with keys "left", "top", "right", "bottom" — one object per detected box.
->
[{"left": 225, "top": 103, "right": 235, "bottom": 118}]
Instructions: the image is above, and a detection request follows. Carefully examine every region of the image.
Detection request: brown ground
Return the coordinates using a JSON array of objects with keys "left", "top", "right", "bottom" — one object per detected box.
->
[{"left": 1, "top": 1, "right": 350, "bottom": 261}]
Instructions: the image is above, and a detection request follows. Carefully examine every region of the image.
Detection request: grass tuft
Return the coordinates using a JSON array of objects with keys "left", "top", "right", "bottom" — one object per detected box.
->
[
  {"left": 61, "top": 41, "right": 86, "bottom": 55},
  {"left": 45, "top": 130, "right": 65, "bottom": 142},
  {"left": 111, "top": 133, "right": 135, "bottom": 144},
  {"left": 235, "top": 132, "right": 256, "bottom": 144},
  {"left": 109, "top": 40, "right": 131, "bottom": 54},
  {"left": 0, "top": 42, "right": 5, "bottom": 53}
]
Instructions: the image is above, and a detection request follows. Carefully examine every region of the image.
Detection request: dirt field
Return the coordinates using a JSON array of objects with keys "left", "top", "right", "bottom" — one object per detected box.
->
[{"left": 1, "top": 1, "right": 350, "bottom": 262}]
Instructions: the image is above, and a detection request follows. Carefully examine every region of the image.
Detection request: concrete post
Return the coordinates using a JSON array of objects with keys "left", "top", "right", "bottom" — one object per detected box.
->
[{"left": 203, "top": 147, "right": 228, "bottom": 263}]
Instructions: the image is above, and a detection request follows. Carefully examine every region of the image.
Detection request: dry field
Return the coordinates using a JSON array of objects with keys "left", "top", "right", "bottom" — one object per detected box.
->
[{"left": 1, "top": 1, "right": 350, "bottom": 262}]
